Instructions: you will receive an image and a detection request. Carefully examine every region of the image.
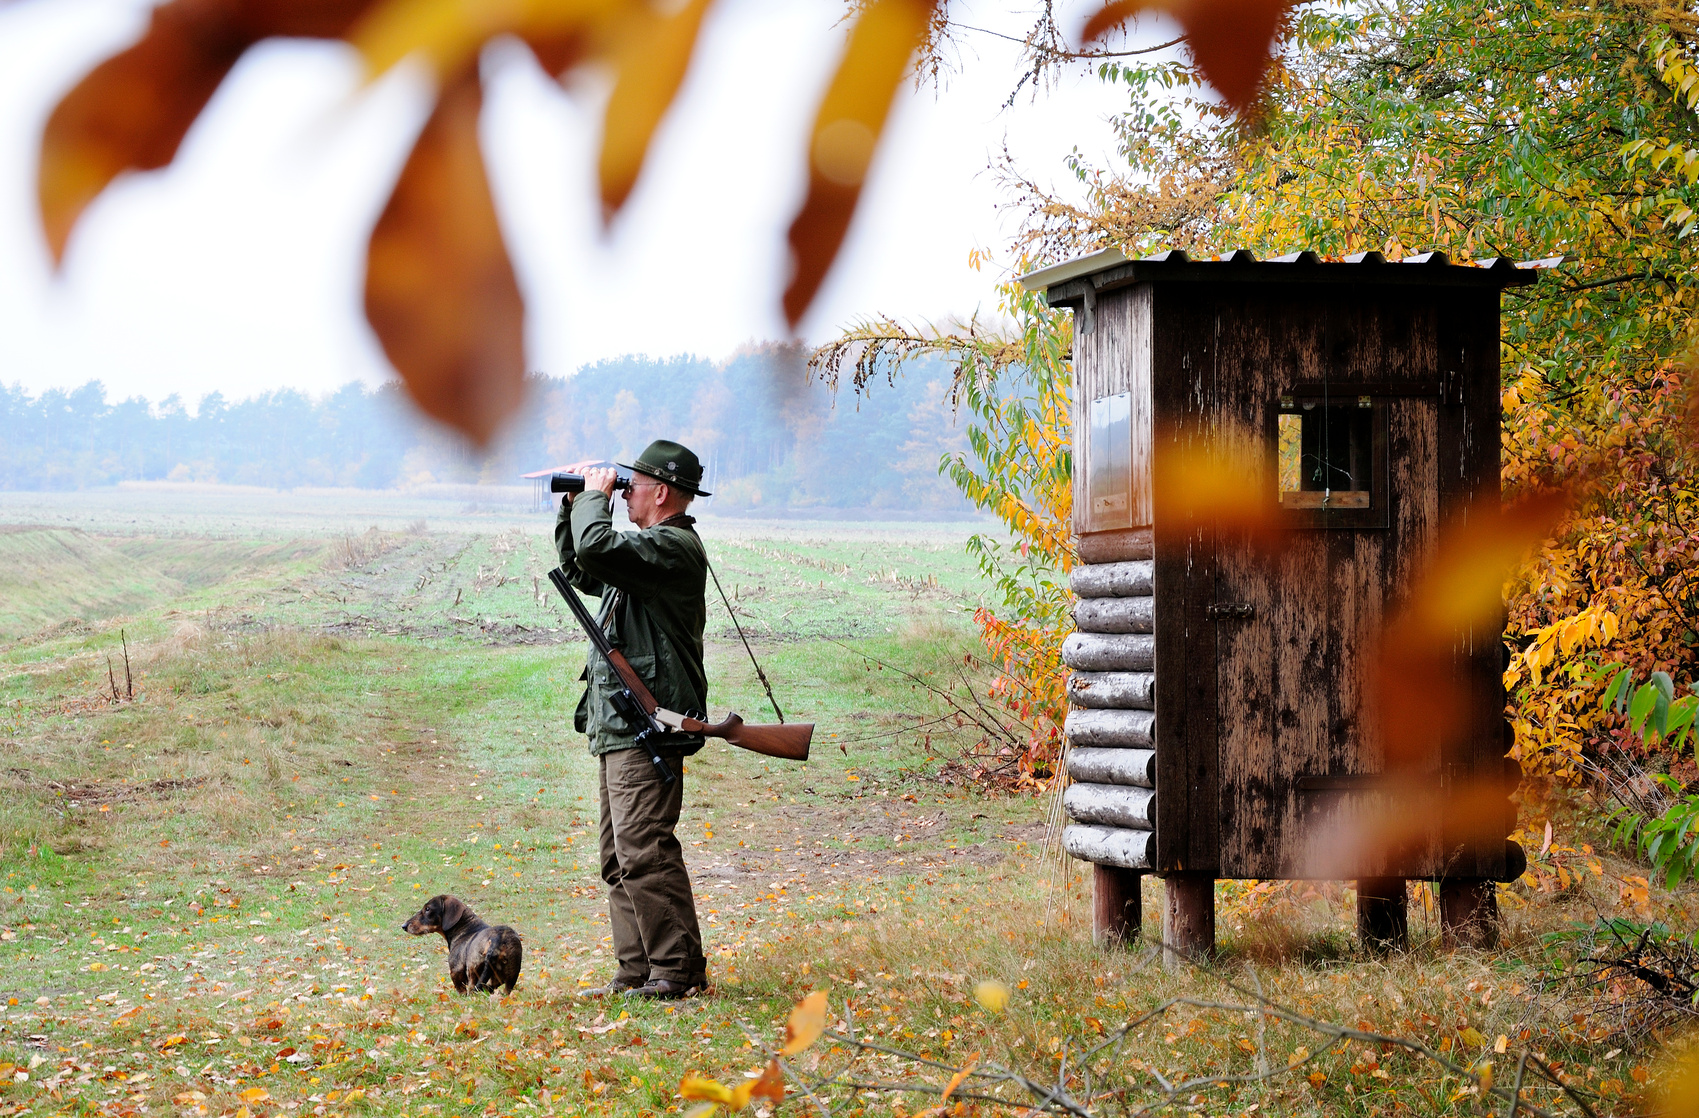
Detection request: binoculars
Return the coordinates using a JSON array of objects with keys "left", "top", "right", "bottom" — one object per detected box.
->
[{"left": 550, "top": 470, "right": 632, "bottom": 494}]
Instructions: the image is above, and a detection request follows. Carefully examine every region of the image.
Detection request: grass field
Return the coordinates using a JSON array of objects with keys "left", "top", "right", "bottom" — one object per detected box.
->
[{"left": 0, "top": 488, "right": 1691, "bottom": 1118}]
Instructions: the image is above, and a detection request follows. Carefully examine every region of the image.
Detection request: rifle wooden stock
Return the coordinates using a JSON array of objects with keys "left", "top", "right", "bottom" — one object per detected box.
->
[
  {"left": 548, "top": 565, "right": 811, "bottom": 761},
  {"left": 605, "top": 624, "right": 813, "bottom": 761},
  {"left": 673, "top": 713, "right": 812, "bottom": 761}
]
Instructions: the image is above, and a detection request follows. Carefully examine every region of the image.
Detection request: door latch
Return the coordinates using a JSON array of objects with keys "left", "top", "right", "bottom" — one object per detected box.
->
[{"left": 1205, "top": 602, "right": 1255, "bottom": 620}]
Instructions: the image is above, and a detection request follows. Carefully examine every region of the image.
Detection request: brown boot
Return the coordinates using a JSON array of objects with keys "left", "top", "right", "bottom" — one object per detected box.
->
[
  {"left": 578, "top": 978, "right": 641, "bottom": 998},
  {"left": 626, "top": 976, "right": 707, "bottom": 1000}
]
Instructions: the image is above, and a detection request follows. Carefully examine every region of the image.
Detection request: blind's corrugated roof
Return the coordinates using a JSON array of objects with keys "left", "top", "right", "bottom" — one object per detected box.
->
[{"left": 1018, "top": 247, "right": 1561, "bottom": 294}]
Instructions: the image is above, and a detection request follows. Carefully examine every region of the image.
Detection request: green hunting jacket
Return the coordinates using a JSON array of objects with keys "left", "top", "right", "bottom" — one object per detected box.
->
[{"left": 555, "top": 491, "right": 708, "bottom": 757}]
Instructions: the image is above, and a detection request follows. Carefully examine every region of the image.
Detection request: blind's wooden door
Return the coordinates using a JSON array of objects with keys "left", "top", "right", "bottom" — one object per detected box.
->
[{"left": 1205, "top": 303, "right": 1445, "bottom": 879}]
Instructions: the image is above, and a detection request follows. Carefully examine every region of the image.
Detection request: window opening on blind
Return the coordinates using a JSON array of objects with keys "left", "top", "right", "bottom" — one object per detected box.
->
[
  {"left": 1277, "top": 395, "right": 1374, "bottom": 509},
  {"left": 1087, "top": 392, "right": 1132, "bottom": 527}
]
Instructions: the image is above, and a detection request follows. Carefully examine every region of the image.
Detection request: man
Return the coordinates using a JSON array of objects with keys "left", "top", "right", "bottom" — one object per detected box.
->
[{"left": 555, "top": 439, "right": 711, "bottom": 999}]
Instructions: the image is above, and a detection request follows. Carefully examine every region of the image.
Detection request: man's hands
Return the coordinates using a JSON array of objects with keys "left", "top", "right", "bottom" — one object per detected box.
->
[
  {"left": 559, "top": 460, "right": 618, "bottom": 503},
  {"left": 582, "top": 467, "right": 619, "bottom": 497}
]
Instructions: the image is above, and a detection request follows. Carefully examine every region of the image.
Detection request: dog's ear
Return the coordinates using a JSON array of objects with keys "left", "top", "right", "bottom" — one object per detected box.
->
[{"left": 440, "top": 896, "right": 468, "bottom": 933}]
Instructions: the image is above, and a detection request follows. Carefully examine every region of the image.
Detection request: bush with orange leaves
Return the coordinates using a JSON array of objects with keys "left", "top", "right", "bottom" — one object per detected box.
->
[{"left": 813, "top": 274, "right": 1076, "bottom": 784}]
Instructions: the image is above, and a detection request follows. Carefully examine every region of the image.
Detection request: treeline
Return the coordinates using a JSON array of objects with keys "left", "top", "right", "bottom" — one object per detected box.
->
[{"left": 0, "top": 345, "right": 972, "bottom": 513}]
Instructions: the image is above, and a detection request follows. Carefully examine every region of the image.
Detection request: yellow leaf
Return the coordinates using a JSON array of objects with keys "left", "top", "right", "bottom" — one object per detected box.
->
[
  {"left": 678, "top": 1073, "right": 737, "bottom": 1106},
  {"left": 240, "top": 1087, "right": 271, "bottom": 1104},
  {"left": 1476, "top": 1061, "right": 1494, "bottom": 1093},
  {"left": 598, "top": 0, "right": 715, "bottom": 218},
  {"left": 783, "top": 0, "right": 940, "bottom": 326},
  {"left": 781, "top": 991, "right": 828, "bottom": 1056},
  {"left": 1288, "top": 1045, "right": 1311, "bottom": 1067},
  {"left": 1658, "top": 1048, "right": 1699, "bottom": 1114},
  {"left": 350, "top": 0, "right": 616, "bottom": 80},
  {"left": 1459, "top": 1026, "right": 1486, "bottom": 1048},
  {"left": 973, "top": 980, "right": 1009, "bottom": 1013}
]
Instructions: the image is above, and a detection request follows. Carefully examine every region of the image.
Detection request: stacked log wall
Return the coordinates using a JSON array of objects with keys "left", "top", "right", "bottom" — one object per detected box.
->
[{"left": 1061, "top": 542, "right": 1158, "bottom": 870}]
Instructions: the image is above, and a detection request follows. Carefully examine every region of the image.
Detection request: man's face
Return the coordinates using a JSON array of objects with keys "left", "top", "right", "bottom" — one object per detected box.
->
[{"left": 621, "top": 477, "right": 666, "bottom": 527}]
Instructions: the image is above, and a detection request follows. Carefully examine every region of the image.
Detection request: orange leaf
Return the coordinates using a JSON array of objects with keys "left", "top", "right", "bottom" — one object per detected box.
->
[
  {"left": 783, "top": 0, "right": 940, "bottom": 326},
  {"left": 38, "top": 0, "right": 380, "bottom": 260},
  {"left": 1152, "top": 430, "right": 1272, "bottom": 535},
  {"left": 364, "top": 72, "right": 526, "bottom": 445},
  {"left": 1079, "top": 0, "right": 1295, "bottom": 112},
  {"left": 598, "top": 0, "right": 716, "bottom": 219},
  {"left": 38, "top": 2, "right": 253, "bottom": 260},
  {"left": 941, "top": 1052, "right": 980, "bottom": 1102},
  {"left": 781, "top": 990, "right": 829, "bottom": 1056},
  {"left": 1342, "top": 493, "right": 1570, "bottom": 870},
  {"left": 749, "top": 1059, "right": 786, "bottom": 1103},
  {"left": 239, "top": 1087, "right": 271, "bottom": 1104}
]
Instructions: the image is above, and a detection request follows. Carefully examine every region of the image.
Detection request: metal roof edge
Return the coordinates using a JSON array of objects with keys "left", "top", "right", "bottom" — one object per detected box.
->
[
  {"left": 1021, "top": 246, "right": 1548, "bottom": 297},
  {"left": 1018, "top": 247, "right": 1129, "bottom": 292}
]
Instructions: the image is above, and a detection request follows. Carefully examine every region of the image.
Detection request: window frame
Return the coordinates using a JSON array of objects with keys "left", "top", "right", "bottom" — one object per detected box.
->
[{"left": 1268, "top": 390, "right": 1390, "bottom": 530}]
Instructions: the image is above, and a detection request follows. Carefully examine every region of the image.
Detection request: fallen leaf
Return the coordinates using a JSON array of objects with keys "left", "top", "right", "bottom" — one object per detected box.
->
[
  {"left": 973, "top": 980, "right": 1009, "bottom": 1013},
  {"left": 239, "top": 1087, "right": 271, "bottom": 1104}
]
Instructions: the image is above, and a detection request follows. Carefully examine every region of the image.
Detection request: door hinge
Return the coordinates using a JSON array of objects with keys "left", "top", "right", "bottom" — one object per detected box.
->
[{"left": 1205, "top": 602, "right": 1255, "bottom": 620}]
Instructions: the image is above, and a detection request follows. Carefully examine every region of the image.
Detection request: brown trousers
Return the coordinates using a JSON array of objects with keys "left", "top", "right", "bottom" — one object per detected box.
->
[{"left": 597, "top": 747, "right": 706, "bottom": 985}]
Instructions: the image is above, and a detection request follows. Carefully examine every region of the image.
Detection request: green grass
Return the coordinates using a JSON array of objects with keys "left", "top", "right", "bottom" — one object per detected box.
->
[
  {"left": 0, "top": 529, "right": 186, "bottom": 643},
  {"left": 0, "top": 505, "right": 1685, "bottom": 1118}
]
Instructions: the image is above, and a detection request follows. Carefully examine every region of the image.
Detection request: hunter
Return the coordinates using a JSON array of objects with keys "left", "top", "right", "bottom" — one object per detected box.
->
[{"left": 556, "top": 439, "right": 711, "bottom": 999}]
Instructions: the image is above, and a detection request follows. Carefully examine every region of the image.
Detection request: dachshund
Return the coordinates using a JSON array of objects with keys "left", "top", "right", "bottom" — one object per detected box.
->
[{"left": 401, "top": 895, "right": 522, "bottom": 994}]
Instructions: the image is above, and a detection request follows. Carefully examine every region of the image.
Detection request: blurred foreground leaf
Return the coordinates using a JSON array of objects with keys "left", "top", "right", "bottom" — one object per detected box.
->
[
  {"left": 1080, "top": 0, "right": 1294, "bottom": 110},
  {"left": 40, "top": 0, "right": 1294, "bottom": 443}
]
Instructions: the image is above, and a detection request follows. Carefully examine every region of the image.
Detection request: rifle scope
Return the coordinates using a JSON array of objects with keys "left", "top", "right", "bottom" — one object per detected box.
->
[{"left": 551, "top": 471, "right": 631, "bottom": 494}]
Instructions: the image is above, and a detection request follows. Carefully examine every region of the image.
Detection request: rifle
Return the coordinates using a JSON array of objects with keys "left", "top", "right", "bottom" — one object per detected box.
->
[{"left": 546, "top": 568, "right": 813, "bottom": 768}]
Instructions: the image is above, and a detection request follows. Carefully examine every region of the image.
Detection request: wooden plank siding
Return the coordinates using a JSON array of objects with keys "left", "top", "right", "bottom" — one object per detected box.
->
[
  {"left": 1151, "top": 286, "right": 1220, "bottom": 873},
  {"left": 1072, "top": 285, "right": 1154, "bottom": 535}
]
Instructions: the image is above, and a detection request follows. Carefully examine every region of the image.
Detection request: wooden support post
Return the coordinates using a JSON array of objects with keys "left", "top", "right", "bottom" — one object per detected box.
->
[
  {"left": 1439, "top": 879, "right": 1498, "bottom": 950},
  {"left": 1092, "top": 865, "right": 1141, "bottom": 946},
  {"left": 1161, "top": 874, "right": 1215, "bottom": 969},
  {"left": 1355, "top": 878, "right": 1408, "bottom": 952}
]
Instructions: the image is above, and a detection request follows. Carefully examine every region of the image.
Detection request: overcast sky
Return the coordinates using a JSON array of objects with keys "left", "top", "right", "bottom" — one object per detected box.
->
[{"left": 0, "top": 0, "right": 1154, "bottom": 409}]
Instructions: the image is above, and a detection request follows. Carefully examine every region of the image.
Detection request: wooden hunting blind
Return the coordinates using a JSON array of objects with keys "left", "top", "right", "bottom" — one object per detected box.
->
[{"left": 1022, "top": 247, "right": 1545, "bottom": 957}]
